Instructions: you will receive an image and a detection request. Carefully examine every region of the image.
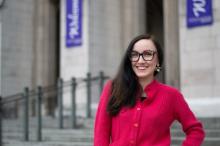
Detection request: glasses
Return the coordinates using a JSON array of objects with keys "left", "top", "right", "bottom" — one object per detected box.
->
[{"left": 129, "top": 50, "right": 157, "bottom": 62}]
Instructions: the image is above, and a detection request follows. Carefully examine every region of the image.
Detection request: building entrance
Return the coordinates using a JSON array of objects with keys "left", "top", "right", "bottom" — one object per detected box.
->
[{"left": 146, "top": 0, "right": 165, "bottom": 83}]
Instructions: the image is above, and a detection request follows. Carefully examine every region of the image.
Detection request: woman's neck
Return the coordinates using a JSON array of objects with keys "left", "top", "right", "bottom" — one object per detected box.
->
[{"left": 139, "top": 76, "right": 154, "bottom": 89}]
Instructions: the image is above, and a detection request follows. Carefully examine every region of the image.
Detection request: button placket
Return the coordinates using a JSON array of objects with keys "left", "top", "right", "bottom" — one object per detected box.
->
[{"left": 129, "top": 102, "right": 143, "bottom": 145}]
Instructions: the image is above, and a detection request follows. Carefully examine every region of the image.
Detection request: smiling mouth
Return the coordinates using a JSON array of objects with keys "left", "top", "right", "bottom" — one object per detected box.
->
[{"left": 136, "top": 66, "right": 148, "bottom": 70}]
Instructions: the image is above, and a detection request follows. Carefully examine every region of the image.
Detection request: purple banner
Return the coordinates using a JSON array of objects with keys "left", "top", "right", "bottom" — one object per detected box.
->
[
  {"left": 187, "top": 0, "right": 213, "bottom": 28},
  {"left": 66, "top": 0, "right": 82, "bottom": 47}
]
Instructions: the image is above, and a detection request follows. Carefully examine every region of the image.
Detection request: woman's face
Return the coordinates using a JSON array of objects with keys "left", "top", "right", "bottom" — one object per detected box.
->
[{"left": 130, "top": 39, "right": 158, "bottom": 81}]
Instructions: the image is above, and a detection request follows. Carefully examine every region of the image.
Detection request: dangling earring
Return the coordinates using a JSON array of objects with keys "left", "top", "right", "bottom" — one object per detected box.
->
[{"left": 156, "top": 65, "right": 161, "bottom": 72}]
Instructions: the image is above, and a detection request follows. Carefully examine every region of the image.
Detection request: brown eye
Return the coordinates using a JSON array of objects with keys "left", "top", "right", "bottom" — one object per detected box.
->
[
  {"left": 143, "top": 51, "right": 154, "bottom": 57},
  {"left": 130, "top": 50, "right": 157, "bottom": 62},
  {"left": 130, "top": 51, "right": 139, "bottom": 57},
  {"left": 142, "top": 50, "right": 157, "bottom": 61},
  {"left": 130, "top": 51, "right": 140, "bottom": 62}
]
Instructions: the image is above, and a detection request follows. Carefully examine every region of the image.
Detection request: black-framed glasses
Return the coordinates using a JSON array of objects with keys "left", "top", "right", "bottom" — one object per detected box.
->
[{"left": 129, "top": 50, "right": 157, "bottom": 62}]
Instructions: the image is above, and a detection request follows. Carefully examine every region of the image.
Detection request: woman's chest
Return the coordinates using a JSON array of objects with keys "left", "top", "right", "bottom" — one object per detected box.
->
[{"left": 112, "top": 97, "right": 175, "bottom": 133}]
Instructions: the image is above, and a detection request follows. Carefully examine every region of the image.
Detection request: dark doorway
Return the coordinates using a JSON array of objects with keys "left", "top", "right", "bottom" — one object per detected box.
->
[
  {"left": 44, "top": 0, "right": 60, "bottom": 117},
  {"left": 146, "top": 0, "right": 165, "bottom": 83}
]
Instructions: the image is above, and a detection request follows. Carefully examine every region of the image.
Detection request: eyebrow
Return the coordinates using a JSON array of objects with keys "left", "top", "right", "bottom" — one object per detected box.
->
[{"left": 132, "top": 49, "right": 156, "bottom": 52}]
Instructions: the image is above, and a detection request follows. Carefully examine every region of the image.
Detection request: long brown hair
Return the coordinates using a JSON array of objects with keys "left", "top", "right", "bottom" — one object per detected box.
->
[{"left": 107, "top": 34, "right": 163, "bottom": 116}]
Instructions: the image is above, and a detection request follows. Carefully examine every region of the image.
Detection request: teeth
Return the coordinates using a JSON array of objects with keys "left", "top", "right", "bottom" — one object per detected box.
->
[{"left": 137, "top": 66, "right": 147, "bottom": 70}]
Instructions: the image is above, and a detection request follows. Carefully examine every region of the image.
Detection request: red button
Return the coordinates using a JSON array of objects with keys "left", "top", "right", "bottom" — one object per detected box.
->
[
  {"left": 134, "top": 123, "right": 139, "bottom": 127},
  {"left": 130, "top": 140, "right": 134, "bottom": 144}
]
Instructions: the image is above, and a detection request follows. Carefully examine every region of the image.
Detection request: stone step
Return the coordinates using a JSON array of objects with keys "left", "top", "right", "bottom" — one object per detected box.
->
[
  {"left": 3, "top": 129, "right": 93, "bottom": 142},
  {"left": 2, "top": 137, "right": 220, "bottom": 146},
  {"left": 3, "top": 127, "right": 93, "bottom": 134},
  {"left": 2, "top": 117, "right": 89, "bottom": 129},
  {"left": 3, "top": 132, "right": 220, "bottom": 146},
  {"left": 172, "top": 137, "right": 220, "bottom": 146},
  {"left": 3, "top": 117, "right": 220, "bottom": 129},
  {"left": 3, "top": 140, "right": 93, "bottom": 146},
  {"left": 2, "top": 117, "right": 220, "bottom": 146},
  {"left": 171, "top": 118, "right": 220, "bottom": 129},
  {"left": 171, "top": 129, "right": 220, "bottom": 137},
  {"left": 3, "top": 128, "right": 220, "bottom": 140},
  {"left": 3, "top": 128, "right": 220, "bottom": 145}
]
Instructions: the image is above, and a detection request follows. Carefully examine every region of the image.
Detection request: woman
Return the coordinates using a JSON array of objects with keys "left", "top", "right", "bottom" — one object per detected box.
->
[{"left": 94, "top": 34, "right": 205, "bottom": 146}]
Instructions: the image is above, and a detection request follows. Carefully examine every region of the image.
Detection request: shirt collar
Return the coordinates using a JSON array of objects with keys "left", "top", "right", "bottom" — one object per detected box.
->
[{"left": 142, "top": 79, "right": 159, "bottom": 103}]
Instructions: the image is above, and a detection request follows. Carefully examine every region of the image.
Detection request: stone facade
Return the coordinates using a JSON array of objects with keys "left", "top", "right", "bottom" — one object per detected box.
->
[
  {"left": 0, "top": 0, "right": 58, "bottom": 97},
  {"left": 1, "top": 0, "right": 34, "bottom": 96},
  {"left": 0, "top": 0, "right": 220, "bottom": 117},
  {"left": 60, "top": 0, "right": 146, "bottom": 116},
  {"left": 179, "top": 0, "right": 220, "bottom": 99}
]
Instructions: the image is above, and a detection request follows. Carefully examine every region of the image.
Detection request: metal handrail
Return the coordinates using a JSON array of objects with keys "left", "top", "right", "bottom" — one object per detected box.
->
[{"left": 0, "top": 71, "right": 109, "bottom": 144}]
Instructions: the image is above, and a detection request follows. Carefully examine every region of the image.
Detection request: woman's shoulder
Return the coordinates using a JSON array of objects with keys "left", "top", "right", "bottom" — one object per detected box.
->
[
  {"left": 103, "top": 79, "right": 112, "bottom": 90},
  {"left": 100, "top": 79, "right": 113, "bottom": 96},
  {"left": 157, "top": 81, "right": 182, "bottom": 96}
]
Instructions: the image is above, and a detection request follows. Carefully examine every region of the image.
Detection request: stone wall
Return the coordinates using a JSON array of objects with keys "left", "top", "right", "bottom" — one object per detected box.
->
[
  {"left": 179, "top": 0, "right": 220, "bottom": 98},
  {"left": 1, "top": 0, "right": 58, "bottom": 97},
  {"left": 1, "top": 0, "right": 34, "bottom": 96}
]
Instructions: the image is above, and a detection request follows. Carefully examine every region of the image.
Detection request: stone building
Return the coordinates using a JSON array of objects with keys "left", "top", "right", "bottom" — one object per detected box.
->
[{"left": 0, "top": 0, "right": 220, "bottom": 117}]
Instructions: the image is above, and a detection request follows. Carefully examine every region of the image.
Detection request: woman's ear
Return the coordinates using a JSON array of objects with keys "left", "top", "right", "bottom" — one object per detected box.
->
[{"left": 155, "top": 64, "right": 161, "bottom": 72}]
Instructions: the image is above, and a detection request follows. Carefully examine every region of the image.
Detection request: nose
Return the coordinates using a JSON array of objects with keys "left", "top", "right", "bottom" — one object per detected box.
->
[{"left": 137, "top": 54, "right": 145, "bottom": 63}]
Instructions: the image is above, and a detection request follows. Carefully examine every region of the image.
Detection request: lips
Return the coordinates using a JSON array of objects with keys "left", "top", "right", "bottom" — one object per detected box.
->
[{"left": 136, "top": 66, "right": 148, "bottom": 70}]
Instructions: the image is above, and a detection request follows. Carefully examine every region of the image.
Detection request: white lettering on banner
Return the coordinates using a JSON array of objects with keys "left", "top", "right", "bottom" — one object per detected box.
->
[
  {"left": 67, "top": 0, "right": 79, "bottom": 39},
  {"left": 193, "top": 0, "right": 206, "bottom": 17},
  {"left": 188, "top": 16, "right": 212, "bottom": 23}
]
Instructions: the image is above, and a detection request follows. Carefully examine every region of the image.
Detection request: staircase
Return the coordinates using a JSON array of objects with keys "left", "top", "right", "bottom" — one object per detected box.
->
[
  {"left": 2, "top": 117, "right": 93, "bottom": 146},
  {"left": 2, "top": 117, "right": 220, "bottom": 146},
  {"left": 171, "top": 118, "right": 220, "bottom": 146}
]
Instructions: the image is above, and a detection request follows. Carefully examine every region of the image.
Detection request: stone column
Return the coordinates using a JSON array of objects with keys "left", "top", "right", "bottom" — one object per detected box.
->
[
  {"left": 120, "top": 0, "right": 146, "bottom": 51},
  {"left": 32, "top": 0, "right": 58, "bottom": 116},
  {"left": 0, "top": 13, "right": 2, "bottom": 95},
  {"left": 163, "top": 0, "right": 180, "bottom": 88}
]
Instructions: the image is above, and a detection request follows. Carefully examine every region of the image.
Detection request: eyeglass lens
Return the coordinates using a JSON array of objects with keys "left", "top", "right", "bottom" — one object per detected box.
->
[{"left": 130, "top": 50, "right": 156, "bottom": 61}]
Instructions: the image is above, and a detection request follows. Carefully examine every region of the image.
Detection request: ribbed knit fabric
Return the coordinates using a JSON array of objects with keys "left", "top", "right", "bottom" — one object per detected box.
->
[{"left": 94, "top": 80, "right": 205, "bottom": 146}]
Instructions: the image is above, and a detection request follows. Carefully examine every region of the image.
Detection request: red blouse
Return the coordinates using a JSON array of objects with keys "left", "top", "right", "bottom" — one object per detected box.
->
[{"left": 94, "top": 80, "right": 205, "bottom": 146}]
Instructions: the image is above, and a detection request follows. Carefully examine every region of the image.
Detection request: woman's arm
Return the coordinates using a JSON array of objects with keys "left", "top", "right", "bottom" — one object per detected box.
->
[
  {"left": 94, "top": 81, "right": 112, "bottom": 146},
  {"left": 174, "top": 93, "right": 205, "bottom": 146}
]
